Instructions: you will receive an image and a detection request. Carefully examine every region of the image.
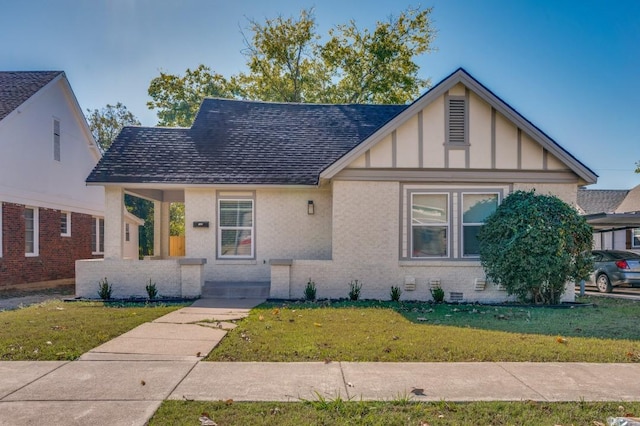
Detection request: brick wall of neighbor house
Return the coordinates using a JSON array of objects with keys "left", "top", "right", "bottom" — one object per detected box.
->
[{"left": 0, "top": 202, "right": 96, "bottom": 287}]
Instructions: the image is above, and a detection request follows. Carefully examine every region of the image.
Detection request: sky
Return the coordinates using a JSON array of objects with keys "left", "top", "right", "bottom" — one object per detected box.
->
[{"left": 1, "top": 0, "right": 638, "bottom": 189}]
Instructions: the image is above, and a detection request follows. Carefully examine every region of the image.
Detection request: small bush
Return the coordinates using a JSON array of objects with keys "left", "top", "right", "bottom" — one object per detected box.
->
[
  {"left": 304, "top": 279, "right": 317, "bottom": 301},
  {"left": 390, "top": 286, "right": 402, "bottom": 302},
  {"left": 145, "top": 279, "right": 158, "bottom": 300},
  {"left": 430, "top": 286, "right": 444, "bottom": 303},
  {"left": 97, "top": 277, "right": 112, "bottom": 300},
  {"left": 348, "top": 280, "right": 362, "bottom": 301}
]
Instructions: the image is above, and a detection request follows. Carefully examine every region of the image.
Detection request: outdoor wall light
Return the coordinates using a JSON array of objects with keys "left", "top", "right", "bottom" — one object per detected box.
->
[{"left": 307, "top": 200, "right": 315, "bottom": 215}]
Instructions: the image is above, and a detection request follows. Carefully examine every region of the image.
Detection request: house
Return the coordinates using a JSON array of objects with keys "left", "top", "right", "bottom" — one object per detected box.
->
[
  {"left": 0, "top": 71, "right": 107, "bottom": 288},
  {"left": 77, "top": 68, "right": 597, "bottom": 302},
  {"left": 578, "top": 185, "right": 640, "bottom": 251}
]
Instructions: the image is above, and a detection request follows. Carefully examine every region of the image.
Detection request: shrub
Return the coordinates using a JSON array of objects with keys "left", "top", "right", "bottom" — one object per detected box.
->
[
  {"left": 390, "top": 285, "right": 402, "bottom": 302},
  {"left": 304, "top": 279, "right": 317, "bottom": 301},
  {"left": 348, "top": 280, "right": 362, "bottom": 301},
  {"left": 478, "top": 190, "right": 593, "bottom": 305},
  {"left": 145, "top": 279, "right": 158, "bottom": 300},
  {"left": 430, "top": 285, "right": 444, "bottom": 303},
  {"left": 97, "top": 277, "right": 112, "bottom": 300}
]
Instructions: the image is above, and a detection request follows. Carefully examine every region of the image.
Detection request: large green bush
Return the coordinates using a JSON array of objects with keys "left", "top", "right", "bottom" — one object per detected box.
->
[{"left": 478, "top": 190, "right": 593, "bottom": 305}]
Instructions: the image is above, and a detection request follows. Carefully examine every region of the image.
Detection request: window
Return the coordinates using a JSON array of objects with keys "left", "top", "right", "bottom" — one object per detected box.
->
[
  {"left": 53, "top": 119, "right": 61, "bottom": 161},
  {"left": 462, "top": 193, "right": 499, "bottom": 256},
  {"left": 60, "top": 211, "right": 71, "bottom": 237},
  {"left": 125, "top": 223, "right": 130, "bottom": 242},
  {"left": 25, "top": 207, "right": 39, "bottom": 256},
  {"left": 446, "top": 96, "right": 467, "bottom": 145},
  {"left": 406, "top": 188, "right": 502, "bottom": 260},
  {"left": 412, "top": 193, "right": 449, "bottom": 258},
  {"left": 632, "top": 229, "right": 640, "bottom": 248},
  {"left": 218, "top": 199, "right": 254, "bottom": 258},
  {"left": 92, "top": 217, "right": 104, "bottom": 254}
]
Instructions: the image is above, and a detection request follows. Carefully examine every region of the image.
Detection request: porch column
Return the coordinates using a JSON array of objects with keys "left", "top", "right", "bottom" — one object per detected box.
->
[
  {"left": 104, "top": 186, "right": 124, "bottom": 259},
  {"left": 153, "top": 200, "right": 171, "bottom": 258}
]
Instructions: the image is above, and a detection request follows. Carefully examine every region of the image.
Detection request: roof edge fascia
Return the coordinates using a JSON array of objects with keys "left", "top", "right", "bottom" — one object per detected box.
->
[{"left": 88, "top": 182, "right": 323, "bottom": 190}]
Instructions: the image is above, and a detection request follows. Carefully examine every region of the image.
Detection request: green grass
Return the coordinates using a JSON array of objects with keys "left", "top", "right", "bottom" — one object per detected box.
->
[
  {"left": 149, "top": 400, "right": 640, "bottom": 425},
  {"left": 207, "top": 296, "right": 640, "bottom": 363},
  {"left": 0, "top": 300, "right": 185, "bottom": 360}
]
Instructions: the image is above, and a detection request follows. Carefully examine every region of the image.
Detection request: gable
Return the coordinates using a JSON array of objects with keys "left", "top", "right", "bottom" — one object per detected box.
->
[{"left": 324, "top": 69, "right": 597, "bottom": 186}]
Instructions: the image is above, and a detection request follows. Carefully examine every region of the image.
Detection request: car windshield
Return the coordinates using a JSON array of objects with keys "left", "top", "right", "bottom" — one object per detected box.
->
[{"left": 605, "top": 251, "right": 640, "bottom": 260}]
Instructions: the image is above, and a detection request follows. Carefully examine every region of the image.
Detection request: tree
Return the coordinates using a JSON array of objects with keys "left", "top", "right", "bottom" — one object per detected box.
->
[
  {"left": 478, "top": 190, "right": 593, "bottom": 305},
  {"left": 147, "top": 6, "right": 435, "bottom": 126},
  {"left": 86, "top": 102, "right": 141, "bottom": 151},
  {"left": 320, "top": 6, "right": 435, "bottom": 103},
  {"left": 147, "top": 64, "right": 234, "bottom": 127}
]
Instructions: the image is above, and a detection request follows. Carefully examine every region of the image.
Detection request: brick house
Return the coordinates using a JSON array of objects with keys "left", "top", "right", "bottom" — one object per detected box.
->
[
  {"left": 0, "top": 71, "right": 105, "bottom": 288},
  {"left": 77, "top": 68, "right": 597, "bottom": 302}
]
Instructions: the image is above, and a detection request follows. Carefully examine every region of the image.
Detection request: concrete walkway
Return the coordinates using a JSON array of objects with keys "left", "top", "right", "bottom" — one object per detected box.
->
[{"left": 1, "top": 298, "right": 640, "bottom": 425}]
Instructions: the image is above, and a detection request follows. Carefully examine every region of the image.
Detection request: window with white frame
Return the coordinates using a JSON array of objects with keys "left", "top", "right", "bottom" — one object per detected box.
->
[
  {"left": 25, "top": 207, "right": 39, "bottom": 256},
  {"left": 60, "top": 211, "right": 71, "bottom": 237},
  {"left": 632, "top": 229, "right": 640, "bottom": 248},
  {"left": 92, "top": 217, "right": 104, "bottom": 254},
  {"left": 411, "top": 193, "right": 449, "bottom": 258},
  {"left": 218, "top": 199, "right": 254, "bottom": 258},
  {"left": 461, "top": 193, "right": 500, "bottom": 256},
  {"left": 53, "top": 119, "right": 61, "bottom": 161}
]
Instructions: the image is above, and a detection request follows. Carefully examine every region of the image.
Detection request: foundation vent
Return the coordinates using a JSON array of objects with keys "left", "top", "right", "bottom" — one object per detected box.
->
[
  {"left": 449, "top": 292, "right": 464, "bottom": 302},
  {"left": 429, "top": 279, "right": 441, "bottom": 289},
  {"left": 474, "top": 278, "right": 487, "bottom": 291},
  {"left": 404, "top": 276, "right": 416, "bottom": 291}
]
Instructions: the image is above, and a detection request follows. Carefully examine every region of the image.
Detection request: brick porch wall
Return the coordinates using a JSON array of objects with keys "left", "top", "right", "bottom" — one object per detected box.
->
[{"left": 0, "top": 202, "right": 99, "bottom": 287}]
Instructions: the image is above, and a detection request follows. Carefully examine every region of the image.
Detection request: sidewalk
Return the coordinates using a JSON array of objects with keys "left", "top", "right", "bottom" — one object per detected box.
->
[{"left": 1, "top": 298, "right": 640, "bottom": 425}]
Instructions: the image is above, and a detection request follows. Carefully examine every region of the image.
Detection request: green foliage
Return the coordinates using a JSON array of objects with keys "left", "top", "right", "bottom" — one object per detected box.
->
[
  {"left": 390, "top": 285, "right": 402, "bottom": 302},
  {"left": 348, "top": 280, "right": 362, "bottom": 301},
  {"left": 430, "top": 285, "right": 444, "bottom": 303},
  {"left": 147, "top": 64, "right": 234, "bottom": 127},
  {"left": 169, "top": 202, "right": 185, "bottom": 236},
  {"left": 147, "top": 6, "right": 435, "bottom": 126},
  {"left": 97, "top": 277, "right": 112, "bottom": 300},
  {"left": 85, "top": 102, "right": 141, "bottom": 151},
  {"left": 145, "top": 279, "right": 158, "bottom": 300},
  {"left": 124, "top": 194, "right": 154, "bottom": 257},
  {"left": 478, "top": 190, "right": 593, "bottom": 305},
  {"left": 304, "top": 279, "right": 317, "bottom": 301}
]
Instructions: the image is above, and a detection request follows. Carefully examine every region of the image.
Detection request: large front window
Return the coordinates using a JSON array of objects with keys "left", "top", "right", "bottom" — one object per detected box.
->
[
  {"left": 218, "top": 199, "right": 254, "bottom": 258},
  {"left": 412, "top": 193, "right": 449, "bottom": 258}
]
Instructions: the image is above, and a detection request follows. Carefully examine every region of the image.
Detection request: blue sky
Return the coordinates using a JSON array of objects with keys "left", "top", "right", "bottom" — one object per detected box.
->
[{"left": 1, "top": 0, "right": 638, "bottom": 189}]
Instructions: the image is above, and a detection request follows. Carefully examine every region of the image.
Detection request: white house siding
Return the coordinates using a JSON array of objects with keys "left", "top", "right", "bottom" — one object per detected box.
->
[
  {"left": 185, "top": 187, "right": 332, "bottom": 283},
  {"left": 285, "top": 180, "right": 576, "bottom": 302},
  {"left": 0, "top": 77, "right": 103, "bottom": 216}
]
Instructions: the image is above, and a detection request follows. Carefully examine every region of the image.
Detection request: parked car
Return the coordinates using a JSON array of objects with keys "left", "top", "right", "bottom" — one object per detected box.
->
[{"left": 591, "top": 250, "right": 640, "bottom": 293}]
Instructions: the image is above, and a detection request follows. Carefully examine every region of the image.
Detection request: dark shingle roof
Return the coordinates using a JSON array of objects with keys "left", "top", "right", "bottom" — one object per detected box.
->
[
  {"left": 577, "top": 189, "right": 629, "bottom": 214},
  {"left": 87, "top": 98, "right": 407, "bottom": 185},
  {"left": 0, "top": 71, "right": 62, "bottom": 121}
]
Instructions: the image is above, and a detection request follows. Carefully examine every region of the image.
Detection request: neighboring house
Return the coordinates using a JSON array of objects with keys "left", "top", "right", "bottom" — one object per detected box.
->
[
  {"left": 578, "top": 185, "right": 640, "bottom": 251},
  {"left": 77, "top": 68, "right": 597, "bottom": 302},
  {"left": 0, "top": 71, "right": 106, "bottom": 288}
]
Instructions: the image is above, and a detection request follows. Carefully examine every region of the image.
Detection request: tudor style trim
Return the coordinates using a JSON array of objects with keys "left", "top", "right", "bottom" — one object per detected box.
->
[
  {"left": 333, "top": 168, "right": 580, "bottom": 183},
  {"left": 321, "top": 68, "right": 597, "bottom": 185}
]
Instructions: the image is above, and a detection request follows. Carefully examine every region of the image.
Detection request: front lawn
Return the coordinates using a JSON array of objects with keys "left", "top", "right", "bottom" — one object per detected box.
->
[
  {"left": 149, "top": 400, "right": 640, "bottom": 426},
  {"left": 0, "top": 300, "right": 185, "bottom": 360},
  {"left": 207, "top": 296, "right": 640, "bottom": 363}
]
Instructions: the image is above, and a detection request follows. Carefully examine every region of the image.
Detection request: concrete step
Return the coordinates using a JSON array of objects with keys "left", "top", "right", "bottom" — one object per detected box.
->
[{"left": 202, "top": 281, "right": 270, "bottom": 299}]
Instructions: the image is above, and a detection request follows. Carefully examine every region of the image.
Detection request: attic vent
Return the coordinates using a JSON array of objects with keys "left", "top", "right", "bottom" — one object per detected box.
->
[{"left": 447, "top": 97, "right": 466, "bottom": 145}]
